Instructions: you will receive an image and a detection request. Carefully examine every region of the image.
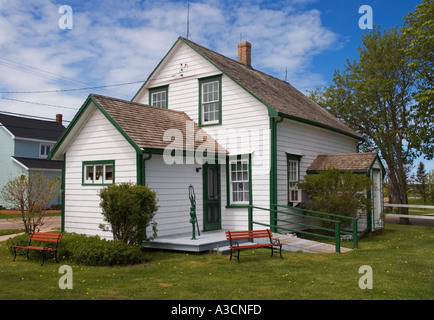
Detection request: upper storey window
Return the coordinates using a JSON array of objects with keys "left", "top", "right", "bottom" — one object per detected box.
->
[
  {"left": 199, "top": 75, "right": 222, "bottom": 126},
  {"left": 149, "top": 86, "right": 168, "bottom": 108}
]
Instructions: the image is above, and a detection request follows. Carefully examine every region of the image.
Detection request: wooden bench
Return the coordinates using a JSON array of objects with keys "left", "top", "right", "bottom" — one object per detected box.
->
[
  {"left": 12, "top": 232, "right": 62, "bottom": 266},
  {"left": 225, "top": 229, "right": 282, "bottom": 262}
]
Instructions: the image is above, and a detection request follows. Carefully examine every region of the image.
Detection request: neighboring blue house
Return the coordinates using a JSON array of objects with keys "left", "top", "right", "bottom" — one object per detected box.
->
[{"left": 0, "top": 113, "right": 65, "bottom": 208}]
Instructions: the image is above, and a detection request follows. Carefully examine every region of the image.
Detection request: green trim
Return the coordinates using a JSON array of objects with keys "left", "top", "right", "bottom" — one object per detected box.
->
[
  {"left": 226, "top": 154, "right": 252, "bottom": 208},
  {"left": 148, "top": 85, "right": 169, "bottom": 108},
  {"left": 198, "top": 75, "right": 222, "bottom": 127},
  {"left": 48, "top": 95, "right": 143, "bottom": 161},
  {"left": 89, "top": 96, "right": 142, "bottom": 154},
  {"left": 82, "top": 160, "right": 115, "bottom": 186},
  {"left": 141, "top": 153, "right": 153, "bottom": 186},
  {"left": 61, "top": 154, "right": 65, "bottom": 232},
  {"left": 286, "top": 153, "right": 302, "bottom": 206},
  {"left": 269, "top": 118, "right": 277, "bottom": 231},
  {"left": 278, "top": 112, "right": 363, "bottom": 141}
]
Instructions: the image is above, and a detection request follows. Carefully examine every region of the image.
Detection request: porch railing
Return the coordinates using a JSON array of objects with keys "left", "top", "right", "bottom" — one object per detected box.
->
[{"left": 248, "top": 204, "right": 359, "bottom": 253}]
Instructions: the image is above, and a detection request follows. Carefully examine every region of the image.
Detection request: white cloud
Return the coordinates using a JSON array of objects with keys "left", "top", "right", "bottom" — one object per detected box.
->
[{"left": 0, "top": 0, "right": 341, "bottom": 121}]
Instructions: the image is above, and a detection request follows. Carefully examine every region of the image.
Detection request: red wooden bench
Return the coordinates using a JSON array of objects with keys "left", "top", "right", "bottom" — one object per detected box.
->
[
  {"left": 225, "top": 229, "right": 282, "bottom": 262},
  {"left": 12, "top": 232, "right": 62, "bottom": 266}
]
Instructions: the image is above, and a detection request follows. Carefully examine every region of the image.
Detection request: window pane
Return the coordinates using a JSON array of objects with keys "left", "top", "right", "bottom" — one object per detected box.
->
[
  {"left": 152, "top": 91, "right": 166, "bottom": 108},
  {"left": 230, "top": 159, "right": 249, "bottom": 204},
  {"left": 85, "top": 165, "right": 94, "bottom": 183},
  {"left": 105, "top": 165, "right": 113, "bottom": 182},
  {"left": 95, "top": 165, "right": 103, "bottom": 182},
  {"left": 202, "top": 80, "right": 219, "bottom": 123}
]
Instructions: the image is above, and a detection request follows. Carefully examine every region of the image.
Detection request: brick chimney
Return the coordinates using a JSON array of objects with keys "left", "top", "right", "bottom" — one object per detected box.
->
[
  {"left": 56, "top": 114, "right": 63, "bottom": 125},
  {"left": 238, "top": 41, "right": 252, "bottom": 66}
]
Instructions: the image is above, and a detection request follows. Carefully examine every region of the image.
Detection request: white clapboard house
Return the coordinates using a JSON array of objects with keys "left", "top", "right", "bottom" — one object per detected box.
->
[{"left": 49, "top": 37, "right": 384, "bottom": 244}]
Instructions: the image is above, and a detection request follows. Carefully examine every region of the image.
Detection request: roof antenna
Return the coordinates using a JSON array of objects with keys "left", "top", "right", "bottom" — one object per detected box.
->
[{"left": 186, "top": 2, "right": 190, "bottom": 39}]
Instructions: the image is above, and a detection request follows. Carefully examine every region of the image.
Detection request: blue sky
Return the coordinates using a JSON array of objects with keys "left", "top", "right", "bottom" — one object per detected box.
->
[{"left": 0, "top": 0, "right": 431, "bottom": 172}]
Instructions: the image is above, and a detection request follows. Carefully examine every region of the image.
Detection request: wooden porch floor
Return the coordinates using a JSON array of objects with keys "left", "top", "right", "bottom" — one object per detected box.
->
[{"left": 144, "top": 230, "right": 231, "bottom": 252}]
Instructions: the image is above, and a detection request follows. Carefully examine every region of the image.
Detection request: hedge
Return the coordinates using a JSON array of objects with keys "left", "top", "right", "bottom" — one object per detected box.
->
[{"left": 6, "top": 232, "right": 149, "bottom": 266}]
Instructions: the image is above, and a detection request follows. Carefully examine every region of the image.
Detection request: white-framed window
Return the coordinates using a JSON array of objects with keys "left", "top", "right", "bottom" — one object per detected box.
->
[
  {"left": 229, "top": 157, "right": 250, "bottom": 205},
  {"left": 40, "top": 143, "right": 53, "bottom": 158},
  {"left": 149, "top": 86, "right": 168, "bottom": 108},
  {"left": 82, "top": 161, "right": 115, "bottom": 185},
  {"left": 287, "top": 154, "right": 301, "bottom": 204}
]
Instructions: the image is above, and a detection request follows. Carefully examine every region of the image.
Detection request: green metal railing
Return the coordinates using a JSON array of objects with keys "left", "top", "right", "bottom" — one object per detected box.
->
[{"left": 248, "top": 204, "right": 359, "bottom": 253}]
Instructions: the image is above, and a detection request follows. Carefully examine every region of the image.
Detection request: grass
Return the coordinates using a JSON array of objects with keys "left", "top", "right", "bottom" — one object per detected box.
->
[{"left": 0, "top": 223, "right": 433, "bottom": 300}]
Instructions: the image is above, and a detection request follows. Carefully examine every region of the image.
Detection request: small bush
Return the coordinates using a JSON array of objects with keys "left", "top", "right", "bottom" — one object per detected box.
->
[
  {"left": 6, "top": 232, "right": 149, "bottom": 266},
  {"left": 99, "top": 182, "right": 159, "bottom": 245}
]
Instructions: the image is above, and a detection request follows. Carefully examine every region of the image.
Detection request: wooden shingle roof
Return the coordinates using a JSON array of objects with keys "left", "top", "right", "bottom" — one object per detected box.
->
[
  {"left": 307, "top": 152, "right": 380, "bottom": 173},
  {"left": 91, "top": 94, "right": 226, "bottom": 154},
  {"left": 180, "top": 37, "right": 361, "bottom": 139}
]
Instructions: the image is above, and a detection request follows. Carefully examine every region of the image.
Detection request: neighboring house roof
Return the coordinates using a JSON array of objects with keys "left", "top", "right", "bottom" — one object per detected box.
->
[
  {"left": 0, "top": 113, "right": 65, "bottom": 141},
  {"left": 49, "top": 94, "right": 227, "bottom": 160},
  {"left": 307, "top": 152, "right": 385, "bottom": 174},
  {"left": 134, "top": 37, "right": 362, "bottom": 140},
  {"left": 12, "top": 157, "right": 62, "bottom": 171}
]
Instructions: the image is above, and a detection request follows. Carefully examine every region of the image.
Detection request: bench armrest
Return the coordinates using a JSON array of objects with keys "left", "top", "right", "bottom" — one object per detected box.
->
[{"left": 271, "top": 238, "right": 281, "bottom": 245}]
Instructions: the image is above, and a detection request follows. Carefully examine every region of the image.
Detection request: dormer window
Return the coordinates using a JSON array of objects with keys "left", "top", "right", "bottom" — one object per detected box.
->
[
  {"left": 40, "top": 143, "right": 53, "bottom": 158},
  {"left": 199, "top": 75, "right": 222, "bottom": 126},
  {"left": 149, "top": 85, "right": 168, "bottom": 108}
]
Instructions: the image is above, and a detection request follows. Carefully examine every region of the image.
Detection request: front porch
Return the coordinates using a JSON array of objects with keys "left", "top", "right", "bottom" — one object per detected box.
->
[{"left": 144, "top": 229, "right": 352, "bottom": 254}]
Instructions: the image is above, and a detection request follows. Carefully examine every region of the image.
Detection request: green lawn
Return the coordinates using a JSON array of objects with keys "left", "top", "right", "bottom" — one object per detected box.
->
[{"left": 0, "top": 224, "right": 433, "bottom": 300}]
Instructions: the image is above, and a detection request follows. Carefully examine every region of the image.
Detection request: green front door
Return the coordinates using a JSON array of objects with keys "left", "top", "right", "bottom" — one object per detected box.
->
[{"left": 203, "top": 163, "right": 221, "bottom": 231}]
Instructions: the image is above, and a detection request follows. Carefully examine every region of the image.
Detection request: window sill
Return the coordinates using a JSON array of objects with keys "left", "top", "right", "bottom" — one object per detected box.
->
[{"left": 225, "top": 204, "right": 250, "bottom": 209}]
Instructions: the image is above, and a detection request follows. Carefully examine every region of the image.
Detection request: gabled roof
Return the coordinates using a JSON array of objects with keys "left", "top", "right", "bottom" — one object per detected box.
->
[
  {"left": 49, "top": 94, "right": 226, "bottom": 160},
  {"left": 133, "top": 36, "right": 362, "bottom": 140},
  {"left": 0, "top": 113, "right": 65, "bottom": 141},
  {"left": 307, "top": 152, "right": 385, "bottom": 174}
]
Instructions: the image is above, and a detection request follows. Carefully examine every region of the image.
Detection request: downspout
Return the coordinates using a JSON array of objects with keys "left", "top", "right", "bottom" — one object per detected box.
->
[
  {"left": 270, "top": 115, "right": 283, "bottom": 232},
  {"left": 141, "top": 152, "right": 153, "bottom": 186}
]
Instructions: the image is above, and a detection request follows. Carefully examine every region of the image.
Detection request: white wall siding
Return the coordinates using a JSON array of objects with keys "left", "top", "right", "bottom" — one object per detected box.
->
[
  {"left": 145, "top": 154, "right": 203, "bottom": 237},
  {"left": 275, "top": 118, "right": 359, "bottom": 231},
  {"left": 64, "top": 106, "right": 137, "bottom": 238}
]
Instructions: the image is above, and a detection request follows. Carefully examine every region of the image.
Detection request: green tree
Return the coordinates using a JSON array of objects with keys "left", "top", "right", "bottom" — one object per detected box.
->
[
  {"left": 427, "top": 170, "right": 434, "bottom": 203},
  {"left": 298, "top": 169, "right": 372, "bottom": 229},
  {"left": 415, "top": 162, "right": 428, "bottom": 204},
  {"left": 310, "top": 25, "right": 429, "bottom": 223},
  {"left": 99, "top": 183, "right": 158, "bottom": 245},
  {"left": 0, "top": 172, "right": 60, "bottom": 234},
  {"left": 402, "top": 0, "right": 434, "bottom": 122}
]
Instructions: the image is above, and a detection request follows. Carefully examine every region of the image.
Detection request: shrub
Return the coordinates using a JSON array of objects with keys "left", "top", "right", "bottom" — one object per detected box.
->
[
  {"left": 298, "top": 168, "right": 372, "bottom": 229},
  {"left": 99, "top": 183, "right": 158, "bottom": 245},
  {"left": 6, "top": 233, "right": 149, "bottom": 266}
]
